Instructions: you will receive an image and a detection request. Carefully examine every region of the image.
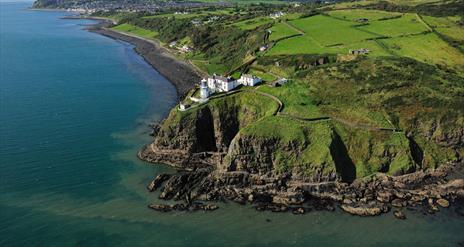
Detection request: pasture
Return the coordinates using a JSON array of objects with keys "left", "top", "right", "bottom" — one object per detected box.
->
[
  {"left": 111, "top": 23, "right": 158, "bottom": 39},
  {"left": 268, "top": 22, "right": 301, "bottom": 41},
  {"left": 328, "top": 9, "right": 401, "bottom": 21},
  {"left": 289, "top": 15, "right": 379, "bottom": 46},
  {"left": 422, "top": 15, "right": 464, "bottom": 43},
  {"left": 231, "top": 17, "right": 274, "bottom": 30},
  {"left": 381, "top": 33, "right": 464, "bottom": 68},
  {"left": 358, "top": 14, "right": 429, "bottom": 37}
]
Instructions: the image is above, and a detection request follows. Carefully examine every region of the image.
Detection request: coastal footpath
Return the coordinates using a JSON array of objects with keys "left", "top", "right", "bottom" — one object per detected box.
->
[{"left": 68, "top": 12, "right": 464, "bottom": 219}]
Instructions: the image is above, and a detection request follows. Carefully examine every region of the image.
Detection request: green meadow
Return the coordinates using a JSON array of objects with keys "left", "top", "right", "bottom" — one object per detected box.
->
[
  {"left": 268, "top": 22, "right": 300, "bottom": 41},
  {"left": 358, "top": 13, "right": 429, "bottom": 37},
  {"left": 231, "top": 17, "right": 274, "bottom": 30},
  {"left": 111, "top": 23, "right": 158, "bottom": 39},
  {"left": 381, "top": 32, "right": 464, "bottom": 68},
  {"left": 289, "top": 15, "right": 379, "bottom": 46},
  {"left": 328, "top": 9, "right": 401, "bottom": 21}
]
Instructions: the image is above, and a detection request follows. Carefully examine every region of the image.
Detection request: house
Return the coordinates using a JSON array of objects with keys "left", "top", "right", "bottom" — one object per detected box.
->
[
  {"left": 270, "top": 11, "right": 285, "bottom": 19},
  {"left": 259, "top": 44, "right": 269, "bottom": 52},
  {"left": 179, "top": 103, "right": 190, "bottom": 111},
  {"left": 169, "top": 41, "right": 177, "bottom": 48},
  {"left": 180, "top": 45, "right": 192, "bottom": 53},
  {"left": 207, "top": 74, "right": 238, "bottom": 93},
  {"left": 238, "top": 74, "right": 262, "bottom": 86},
  {"left": 191, "top": 19, "right": 202, "bottom": 26},
  {"left": 349, "top": 48, "right": 370, "bottom": 55}
]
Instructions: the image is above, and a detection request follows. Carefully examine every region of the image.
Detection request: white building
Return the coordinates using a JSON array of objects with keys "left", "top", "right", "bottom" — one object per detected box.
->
[
  {"left": 238, "top": 74, "right": 262, "bottom": 86},
  {"left": 207, "top": 74, "right": 238, "bottom": 93},
  {"left": 259, "top": 44, "right": 269, "bottom": 52},
  {"left": 199, "top": 79, "right": 209, "bottom": 99},
  {"left": 270, "top": 12, "right": 285, "bottom": 19},
  {"left": 180, "top": 45, "right": 192, "bottom": 53}
]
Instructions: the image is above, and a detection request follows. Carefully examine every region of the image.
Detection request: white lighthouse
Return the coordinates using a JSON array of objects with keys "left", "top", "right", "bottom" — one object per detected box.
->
[{"left": 200, "top": 79, "right": 209, "bottom": 99}]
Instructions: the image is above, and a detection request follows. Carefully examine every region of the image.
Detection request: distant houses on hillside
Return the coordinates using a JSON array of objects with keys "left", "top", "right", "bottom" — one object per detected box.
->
[{"left": 270, "top": 11, "right": 285, "bottom": 19}]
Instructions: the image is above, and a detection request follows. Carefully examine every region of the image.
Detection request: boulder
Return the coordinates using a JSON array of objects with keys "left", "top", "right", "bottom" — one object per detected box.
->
[
  {"left": 376, "top": 191, "right": 393, "bottom": 203},
  {"left": 147, "top": 174, "right": 171, "bottom": 192},
  {"left": 340, "top": 202, "right": 388, "bottom": 216},
  {"left": 148, "top": 203, "right": 173, "bottom": 212},
  {"left": 391, "top": 198, "right": 405, "bottom": 208},
  {"left": 394, "top": 210, "right": 406, "bottom": 220},
  {"left": 436, "top": 198, "right": 450, "bottom": 208}
]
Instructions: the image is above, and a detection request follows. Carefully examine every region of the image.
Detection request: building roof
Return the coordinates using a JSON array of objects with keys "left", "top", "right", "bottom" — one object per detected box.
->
[
  {"left": 241, "top": 74, "right": 257, "bottom": 79},
  {"left": 209, "top": 75, "right": 235, "bottom": 82}
]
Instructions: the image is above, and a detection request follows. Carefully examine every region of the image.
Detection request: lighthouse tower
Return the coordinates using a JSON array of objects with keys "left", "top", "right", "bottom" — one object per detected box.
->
[{"left": 200, "top": 79, "right": 209, "bottom": 99}]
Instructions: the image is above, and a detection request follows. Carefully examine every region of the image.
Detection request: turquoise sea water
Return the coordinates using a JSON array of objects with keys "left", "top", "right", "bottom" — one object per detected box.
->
[{"left": 1, "top": 2, "right": 463, "bottom": 246}]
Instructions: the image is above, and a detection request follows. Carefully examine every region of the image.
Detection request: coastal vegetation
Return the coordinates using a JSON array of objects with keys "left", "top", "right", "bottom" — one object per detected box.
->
[{"left": 76, "top": 0, "right": 463, "bottom": 182}]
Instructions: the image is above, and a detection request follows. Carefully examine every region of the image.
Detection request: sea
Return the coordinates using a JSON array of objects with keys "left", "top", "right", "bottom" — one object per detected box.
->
[{"left": 0, "top": 2, "right": 463, "bottom": 246}]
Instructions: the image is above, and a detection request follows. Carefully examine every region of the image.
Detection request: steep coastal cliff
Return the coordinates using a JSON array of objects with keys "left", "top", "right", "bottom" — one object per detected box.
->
[{"left": 139, "top": 57, "right": 464, "bottom": 216}]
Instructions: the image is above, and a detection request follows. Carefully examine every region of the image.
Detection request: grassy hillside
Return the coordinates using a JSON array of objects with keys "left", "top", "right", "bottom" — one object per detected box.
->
[{"left": 94, "top": 1, "right": 464, "bottom": 179}]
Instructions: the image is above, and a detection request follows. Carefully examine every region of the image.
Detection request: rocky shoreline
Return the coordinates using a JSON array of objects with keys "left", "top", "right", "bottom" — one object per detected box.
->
[
  {"left": 70, "top": 15, "right": 464, "bottom": 219},
  {"left": 83, "top": 18, "right": 203, "bottom": 98},
  {"left": 143, "top": 160, "right": 464, "bottom": 218}
]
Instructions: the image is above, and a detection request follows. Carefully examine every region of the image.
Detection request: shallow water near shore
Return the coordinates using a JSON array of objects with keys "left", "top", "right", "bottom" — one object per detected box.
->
[{"left": 1, "top": 2, "right": 463, "bottom": 246}]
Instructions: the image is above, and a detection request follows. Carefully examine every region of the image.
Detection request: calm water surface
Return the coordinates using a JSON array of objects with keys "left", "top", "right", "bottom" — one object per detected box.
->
[{"left": 0, "top": 2, "right": 463, "bottom": 246}]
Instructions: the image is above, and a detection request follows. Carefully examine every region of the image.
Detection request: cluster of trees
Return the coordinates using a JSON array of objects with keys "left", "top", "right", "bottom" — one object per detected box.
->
[{"left": 118, "top": 11, "right": 266, "bottom": 71}]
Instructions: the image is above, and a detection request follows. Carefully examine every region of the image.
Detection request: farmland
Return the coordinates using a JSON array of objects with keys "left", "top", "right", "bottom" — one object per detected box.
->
[
  {"left": 357, "top": 14, "right": 430, "bottom": 37},
  {"left": 289, "top": 15, "right": 379, "bottom": 46},
  {"left": 327, "top": 9, "right": 401, "bottom": 21},
  {"left": 88, "top": 0, "right": 464, "bottom": 183}
]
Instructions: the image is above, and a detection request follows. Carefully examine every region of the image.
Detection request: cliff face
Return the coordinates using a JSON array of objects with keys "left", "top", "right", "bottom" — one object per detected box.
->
[
  {"left": 140, "top": 58, "right": 463, "bottom": 183},
  {"left": 140, "top": 99, "right": 434, "bottom": 182},
  {"left": 139, "top": 92, "right": 277, "bottom": 170}
]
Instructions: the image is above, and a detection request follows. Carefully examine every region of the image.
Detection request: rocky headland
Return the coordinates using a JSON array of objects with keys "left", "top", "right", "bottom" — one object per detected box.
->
[
  {"left": 78, "top": 15, "right": 464, "bottom": 219},
  {"left": 138, "top": 79, "right": 464, "bottom": 217}
]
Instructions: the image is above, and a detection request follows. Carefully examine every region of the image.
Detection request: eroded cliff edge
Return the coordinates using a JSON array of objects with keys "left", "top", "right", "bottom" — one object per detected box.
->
[{"left": 139, "top": 58, "right": 464, "bottom": 216}]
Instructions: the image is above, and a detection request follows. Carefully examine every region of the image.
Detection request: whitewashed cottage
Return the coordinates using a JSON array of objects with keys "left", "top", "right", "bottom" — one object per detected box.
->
[
  {"left": 207, "top": 74, "right": 238, "bottom": 93},
  {"left": 238, "top": 74, "right": 262, "bottom": 86}
]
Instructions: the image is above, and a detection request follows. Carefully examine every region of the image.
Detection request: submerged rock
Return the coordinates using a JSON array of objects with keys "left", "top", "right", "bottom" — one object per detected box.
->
[{"left": 394, "top": 210, "right": 406, "bottom": 220}]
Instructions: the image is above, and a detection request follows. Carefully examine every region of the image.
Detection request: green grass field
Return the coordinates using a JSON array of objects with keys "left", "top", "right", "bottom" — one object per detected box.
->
[
  {"left": 358, "top": 14, "right": 429, "bottom": 37},
  {"left": 257, "top": 81, "right": 324, "bottom": 119},
  {"left": 231, "top": 17, "right": 274, "bottom": 30},
  {"left": 381, "top": 32, "right": 464, "bottom": 68},
  {"left": 267, "top": 31, "right": 389, "bottom": 57},
  {"left": 111, "top": 23, "right": 158, "bottom": 39},
  {"left": 328, "top": 9, "right": 401, "bottom": 21},
  {"left": 289, "top": 15, "right": 379, "bottom": 46},
  {"left": 422, "top": 15, "right": 464, "bottom": 42},
  {"left": 247, "top": 69, "right": 277, "bottom": 82},
  {"left": 268, "top": 22, "right": 301, "bottom": 41}
]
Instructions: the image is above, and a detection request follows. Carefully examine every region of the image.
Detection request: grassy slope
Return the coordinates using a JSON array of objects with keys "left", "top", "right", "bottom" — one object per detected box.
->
[
  {"left": 269, "top": 22, "right": 300, "bottom": 41},
  {"left": 327, "top": 9, "right": 402, "bottom": 21},
  {"left": 289, "top": 15, "right": 379, "bottom": 46},
  {"left": 241, "top": 57, "right": 462, "bottom": 178},
  {"left": 358, "top": 13, "right": 429, "bottom": 37},
  {"left": 111, "top": 23, "right": 158, "bottom": 39},
  {"left": 382, "top": 32, "right": 464, "bottom": 68}
]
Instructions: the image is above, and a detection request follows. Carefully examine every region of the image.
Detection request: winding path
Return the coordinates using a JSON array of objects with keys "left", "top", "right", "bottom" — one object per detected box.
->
[{"left": 181, "top": 87, "right": 401, "bottom": 132}]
